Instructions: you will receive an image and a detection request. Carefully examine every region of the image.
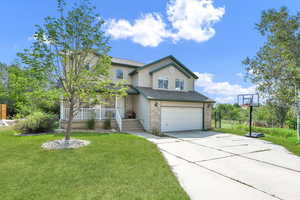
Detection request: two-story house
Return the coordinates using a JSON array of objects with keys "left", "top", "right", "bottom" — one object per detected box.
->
[{"left": 60, "top": 55, "right": 215, "bottom": 133}]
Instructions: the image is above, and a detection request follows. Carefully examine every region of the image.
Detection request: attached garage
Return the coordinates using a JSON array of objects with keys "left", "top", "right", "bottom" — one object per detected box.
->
[
  {"left": 134, "top": 87, "right": 215, "bottom": 132},
  {"left": 161, "top": 107, "right": 203, "bottom": 132}
]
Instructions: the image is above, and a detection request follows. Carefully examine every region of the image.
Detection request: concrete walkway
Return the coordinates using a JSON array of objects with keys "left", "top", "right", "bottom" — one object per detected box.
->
[{"left": 128, "top": 131, "right": 300, "bottom": 200}]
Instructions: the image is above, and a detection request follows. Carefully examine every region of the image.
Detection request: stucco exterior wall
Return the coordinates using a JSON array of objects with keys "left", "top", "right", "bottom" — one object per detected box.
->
[
  {"left": 160, "top": 101, "right": 204, "bottom": 108},
  {"left": 131, "top": 73, "right": 139, "bottom": 86},
  {"left": 152, "top": 65, "right": 194, "bottom": 91},
  {"left": 137, "top": 58, "right": 173, "bottom": 87},
  {"left": 111, "top": 64, "right": 135, "bottom": 84}
]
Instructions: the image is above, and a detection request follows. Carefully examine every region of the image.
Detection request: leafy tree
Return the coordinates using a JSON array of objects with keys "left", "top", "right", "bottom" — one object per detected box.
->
[
  {"left": 254, "top": 103, "right": 277, "bottom": 127},
  {"left": 19, "top": 0, "right": 127, "bottom": 140},
  {"left": 0, "top": 63, "right": 8, "bottom": 100},
  {"left": 286, "top": 107, "right": 297, "bottom": 129},
  {"left": 214, "top": 104, "right": 247, "bottom": 121},
  {"left": 243, "top": 7, "right": 300, "bottom": 139},
  {"left": 0, "top": 62, "right": 59, "bottom": 117}
]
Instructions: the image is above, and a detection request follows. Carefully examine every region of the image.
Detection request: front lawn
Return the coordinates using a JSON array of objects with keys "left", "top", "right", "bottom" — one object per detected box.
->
[
  {"left": 214, "top": 125, "right": 300, "bottom": 157},
  {"left": 0, "top": 127, "right": 189, "bottom": 200}
]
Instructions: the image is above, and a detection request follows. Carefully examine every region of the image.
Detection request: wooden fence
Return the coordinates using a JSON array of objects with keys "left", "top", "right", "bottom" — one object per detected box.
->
[{"left": 0, "top": 104, "right": 7, "bottom": 120}]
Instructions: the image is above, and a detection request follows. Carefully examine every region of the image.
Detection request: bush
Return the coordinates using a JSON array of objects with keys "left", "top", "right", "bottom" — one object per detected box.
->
[
  {"left": 152, "top": 128, "right": 162, "bottom": 136},
  {"left": 14, "top": 111, "right": 57, "bottom": 134},
  {"left": 103, "top": 119, "right": 111, "bottom": 129},
  {"left": 286, "top": 119, "right": 297, "bottom": 130},
  {"left": 232, "top": 124, "right": 296, "bottom": 138},
  {"left": 86, "top": 111, "right": 96, "bottom": 130},
  {"left": 86, "top": 118, "right": 96, "bottom": 130}
]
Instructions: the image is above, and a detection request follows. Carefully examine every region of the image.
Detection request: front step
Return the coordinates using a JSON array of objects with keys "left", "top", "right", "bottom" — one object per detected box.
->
[{"left": 121, "top": 119, "right": 144, "bottom": 131}]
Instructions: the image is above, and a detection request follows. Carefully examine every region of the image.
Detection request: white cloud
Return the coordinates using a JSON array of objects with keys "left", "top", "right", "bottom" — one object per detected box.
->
[
  {"left": 106, "top": 13, "right": 169, "bottom": 47},
  {"left": 106, "top": 0, "right": 224, "bottom": 47},
  {"left": 167, "top": 0, "right": 224, "bottom": 42},
  {"left": 215, "top": 96, "right": 235, "bottom": 104},
  {"left": 28, "top": 34, "right": 51, "bottom": 45},
  {"left": 236, "top": 72, "right": 244, "bottom": 78},
  {"left": 194, "top": 72, "right": 256, "bottom": 103}
]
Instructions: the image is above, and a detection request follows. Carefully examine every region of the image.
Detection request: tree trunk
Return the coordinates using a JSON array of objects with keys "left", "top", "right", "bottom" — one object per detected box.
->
[
  {"left": 65, "top": 100, "right": 74, "bottom": 141},
  {"left": 280, "top": 121, "right": 284, "bottom": 128},
  {"left": 297, "top": 90, "right": 300, "bottom": 141}
]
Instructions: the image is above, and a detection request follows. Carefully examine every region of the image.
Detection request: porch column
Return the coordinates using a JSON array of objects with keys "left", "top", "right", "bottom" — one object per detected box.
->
[{"left": 115, "top": 96, "right": 118, "bottom": 111}]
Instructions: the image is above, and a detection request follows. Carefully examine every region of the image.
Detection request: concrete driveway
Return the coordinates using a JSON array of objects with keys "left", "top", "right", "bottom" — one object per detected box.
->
[{"left": 130, "top": 131, "right": 300, "bottom": 200}]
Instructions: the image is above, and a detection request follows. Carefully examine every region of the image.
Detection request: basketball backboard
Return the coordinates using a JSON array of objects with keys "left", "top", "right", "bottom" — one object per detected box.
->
[{"left": 237, "top": 94, "right": 259, "bottom": 107}]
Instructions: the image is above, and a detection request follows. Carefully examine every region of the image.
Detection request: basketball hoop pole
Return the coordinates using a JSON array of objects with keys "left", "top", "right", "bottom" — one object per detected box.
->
[
  {"left": 238, "top": 93, "right": 264, "bottom": 138},
  {"left": 249, "top": 105, "right": 253, "bottom": 137}
]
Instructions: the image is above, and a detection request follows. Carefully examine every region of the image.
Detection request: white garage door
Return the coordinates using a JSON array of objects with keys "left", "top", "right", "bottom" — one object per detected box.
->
[{"left": 161, "top": 107, "right": 203, "bottom": 132}]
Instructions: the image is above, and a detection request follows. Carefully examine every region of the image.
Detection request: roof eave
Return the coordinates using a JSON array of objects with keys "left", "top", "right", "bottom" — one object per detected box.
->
[
  {"left": 111, "top": 62, "right": 141, "bottom": 68},
  {"left": 129, "top": 55, "right": 199, "bottom": 79},
  {"left": 147, "top": 98, "right": 215, "bottom": 103}
]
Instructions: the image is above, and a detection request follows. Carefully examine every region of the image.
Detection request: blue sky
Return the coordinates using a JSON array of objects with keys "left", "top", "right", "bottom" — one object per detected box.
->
[{"left": 1, "top": 0, "right": 300, "bottom": 103}]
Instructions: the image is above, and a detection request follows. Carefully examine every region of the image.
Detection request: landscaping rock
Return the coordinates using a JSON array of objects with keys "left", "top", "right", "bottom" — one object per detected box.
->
[{"left": 41, "top": 139, "right": 90, "bottom": 150}]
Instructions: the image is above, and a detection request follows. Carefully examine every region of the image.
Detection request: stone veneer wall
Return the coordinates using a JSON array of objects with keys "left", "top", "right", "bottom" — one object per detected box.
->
[
  {"left": 149, "top": 101, "right": 161, "bottom": 132},
  {"left": 204, "top": 103, "right": 213, "bottom": 130}
]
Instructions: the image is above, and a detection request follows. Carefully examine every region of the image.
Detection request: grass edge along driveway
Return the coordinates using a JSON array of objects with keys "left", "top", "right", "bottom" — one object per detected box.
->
[
  {"left": 213, "top": 126, "right": 300, "bottom": 157},
  {"left": 0, "top": 128, "right": 189, "bottom": 200}
]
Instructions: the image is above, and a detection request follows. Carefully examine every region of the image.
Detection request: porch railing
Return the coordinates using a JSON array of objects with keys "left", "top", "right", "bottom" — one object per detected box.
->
[
  {"left": 61, "top": 107, "right": 123, "bottom": 131},
  {"left": 62, "top": 108, "right": 117, "bottom": 121}
]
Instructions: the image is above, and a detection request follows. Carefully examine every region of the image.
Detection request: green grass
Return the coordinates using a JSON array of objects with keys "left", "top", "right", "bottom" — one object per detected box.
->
[
  {"left": 0, "top": 127, "right": 189, "bottom": 200},
  {"left": 213, "top": 124, "right": 300, "bottom": 157}
]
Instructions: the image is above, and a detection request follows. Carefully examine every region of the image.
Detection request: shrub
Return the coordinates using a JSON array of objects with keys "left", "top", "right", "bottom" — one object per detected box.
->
[
  {"left": 152, "top": 128, "right": 162, "bottom": 136},
  {"left": 231, "top": 124, "right": 296, "bottom": 138},
  {"left": 86, "top": 110, "right": 96, "bottom": 130},
  {"left": 14, "top": 111, "right": 57, "bottom": 134},
  {"left": 103, "top": 119, "right": 111, "bottom": 129},
  {"left": 86, "top": 118, "right": 96, "bottom": 129}
]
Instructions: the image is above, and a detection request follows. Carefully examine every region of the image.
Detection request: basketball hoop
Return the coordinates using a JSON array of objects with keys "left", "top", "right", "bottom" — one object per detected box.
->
[
  {"left": 237, "top": 94, "right": 259, "bottom": 108},
  {"left": 237, "top": 94, "right": 264, "bottom": 138}
]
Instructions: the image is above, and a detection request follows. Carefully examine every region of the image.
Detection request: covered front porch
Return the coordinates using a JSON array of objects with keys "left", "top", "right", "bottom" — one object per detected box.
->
[
  {"left": 61, "top": 96, "right": 136, "bottom": 120},
  {"left": 60, "top": 94, "right": 139, "bottom": 131},
  {"left": 60, "top": 84, "right": 140, "bottom": 121}
]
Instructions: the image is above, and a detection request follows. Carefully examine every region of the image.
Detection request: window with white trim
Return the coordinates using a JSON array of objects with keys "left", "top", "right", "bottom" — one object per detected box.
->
[
  {"left": 175, "top": 79, "right": 184, "bottom": 90},
  {"left": 116, "top": 69, "right": 124, "bottom": 79},
  {"left": 158, "top": 78, "right": 168, "bottom": 89}
]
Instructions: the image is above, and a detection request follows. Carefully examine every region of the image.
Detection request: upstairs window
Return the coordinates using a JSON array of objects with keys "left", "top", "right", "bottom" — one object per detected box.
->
[
  {"left": 175, "top": 79, "right": 184, "bottom": 90},
  {"left": 158, "top": 78, "right": 168, "bottom": 89},
  {"left": 116, "top": 69, "right": 124, "bottom": 79}
]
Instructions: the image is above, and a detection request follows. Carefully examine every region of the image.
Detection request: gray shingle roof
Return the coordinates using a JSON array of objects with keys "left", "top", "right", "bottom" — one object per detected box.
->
[
  {"left": 112, "top": 57, "right": 144, "bottom": 67},
  {"left": 127, "top": 85, "right": 139, "bottom": 94},
  {"left": 134, "top": 87, "right": 215, "bottom": 103}
]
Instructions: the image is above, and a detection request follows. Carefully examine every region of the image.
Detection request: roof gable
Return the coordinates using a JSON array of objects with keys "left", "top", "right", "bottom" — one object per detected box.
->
[
  {"left": 149, "top": 63, "right": 192, "bottom": 78},
  {"left": 129, "top": 55, "right": 199, "bottom": 79}
]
